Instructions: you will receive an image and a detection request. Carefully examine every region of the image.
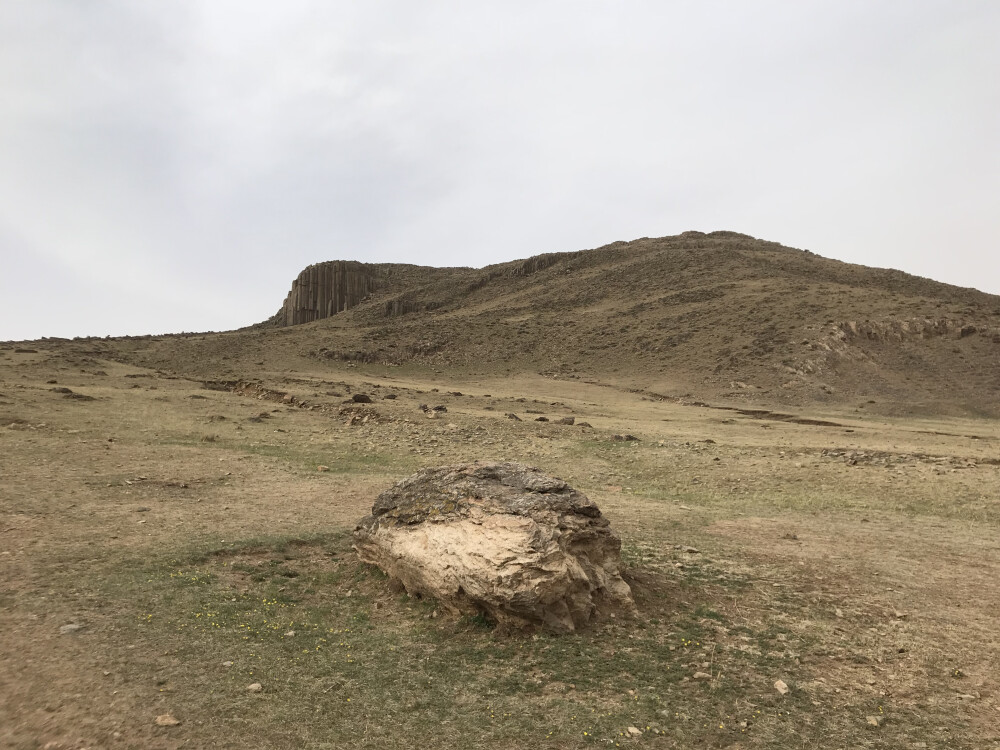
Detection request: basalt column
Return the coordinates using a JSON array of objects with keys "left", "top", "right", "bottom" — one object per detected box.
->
[{"left": 277, "top": 261, "right": 378, "bottom": 326}]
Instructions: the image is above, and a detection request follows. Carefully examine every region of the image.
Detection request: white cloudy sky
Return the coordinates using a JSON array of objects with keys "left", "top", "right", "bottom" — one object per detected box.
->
[{"left": 1, "top": 1, "right": 998, "bottom": 340}]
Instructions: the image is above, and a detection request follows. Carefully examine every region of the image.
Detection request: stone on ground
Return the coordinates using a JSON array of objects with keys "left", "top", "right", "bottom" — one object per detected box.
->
[{"left": 353, "top": 461, "right": 636, "bottom": 633}]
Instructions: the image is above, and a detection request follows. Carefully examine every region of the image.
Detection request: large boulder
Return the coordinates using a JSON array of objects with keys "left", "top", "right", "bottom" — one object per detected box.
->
[{"left": 353, "top": 461, "right": 635, "bottom": 632}]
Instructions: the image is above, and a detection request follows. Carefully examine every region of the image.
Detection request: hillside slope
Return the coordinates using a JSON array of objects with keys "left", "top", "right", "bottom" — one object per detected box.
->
[{"left": 89, "top": 231, "right": 1000, "bottom": 415}]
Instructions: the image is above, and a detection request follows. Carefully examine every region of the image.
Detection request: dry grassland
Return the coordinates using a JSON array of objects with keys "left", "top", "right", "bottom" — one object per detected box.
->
[{"left": 2, "top": 345, "right": 999, "bottom": 749}]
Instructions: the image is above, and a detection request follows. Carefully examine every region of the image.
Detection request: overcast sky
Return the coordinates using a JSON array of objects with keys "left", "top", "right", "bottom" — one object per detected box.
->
[{"left": 1, "top": 1, "right": 997, "bottom": 340}]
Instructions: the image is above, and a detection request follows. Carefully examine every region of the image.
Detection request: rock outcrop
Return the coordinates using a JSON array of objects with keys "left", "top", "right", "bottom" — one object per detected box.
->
[
  {"left": 353, "top": 461, "right": 635, "bottom": 632},
  {"left": 274, "top": 261, "right": 380, "bottom": 326}
]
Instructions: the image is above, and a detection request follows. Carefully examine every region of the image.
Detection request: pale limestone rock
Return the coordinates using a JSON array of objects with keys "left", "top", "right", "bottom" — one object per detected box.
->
[{"left": 354, "top": 461, "right": 635, "bottom": 632}]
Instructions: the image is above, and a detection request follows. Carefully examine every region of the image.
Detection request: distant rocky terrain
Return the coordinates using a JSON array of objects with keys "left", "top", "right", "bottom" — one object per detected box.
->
[
  {"left": 270, "top": 260, "right": 380, "bottom": 326},
  {"left": 265, "top": 260, "right": 460, "bottom": 326},
  {"left": 36, "top": 231, "right": 1000, "bottom": 416}
]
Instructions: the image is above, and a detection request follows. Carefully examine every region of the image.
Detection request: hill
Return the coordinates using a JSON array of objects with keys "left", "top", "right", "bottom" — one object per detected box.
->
[
  {"left": 3, "top": 233, "right": 1000, "bottom": 749},
  {"left": 73, "top": 231, "right": 1000, "bottom": 416}
]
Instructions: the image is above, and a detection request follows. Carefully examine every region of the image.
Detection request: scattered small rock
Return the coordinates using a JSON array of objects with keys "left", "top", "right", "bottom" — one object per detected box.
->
[
  {"left": 135, "top": 507, "right": 151, "bottom": 513},
  {"left": 775, "top": 679, "right": 789, "bottom": 695},
  {"left": 612, "top": 434, "right": 639, "bottom": 442},
  {"left": 866, "top": 715, "right": 882, "bottom": 727},
  {"left": 383, "top": 394, "right": 397, "bottom": 400},
  {"left": 535, "top": 416, "right": 549, "bottom": 422},
  {"left": 59, "top": 623, "right": 84, "bottom": 635},
  {"left": 577, "top": 422, "right": 592, "bottom": 428},
  {"left": 556, "top": 416, "right": 575, "bottom": 425},
  {"left": 626, "top": 726, "right": 643, "bottom": 737},
  {"left": 352, "top": 394, "right": 372, "bottom": 403},
  {"left": 222, "top": 661, "right": 234, "bottom": 667},
  {"left": 155, "top": 714, "right": 181, "bottom": 727},
  {"left": 505, "top": 413, "right": 521, "bottom": 421},
  {"left": 317, "top": 465, "right": 330, "bottom": 472},
  {"left": 693, "top": 671, "right": 712, "bottom": 680},
  {"left": 247, "top": 683, "right": 263, "bottom": 693}
]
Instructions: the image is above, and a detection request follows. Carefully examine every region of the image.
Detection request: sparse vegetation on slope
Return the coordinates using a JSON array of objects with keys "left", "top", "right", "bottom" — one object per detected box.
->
[{"left": 97, "top": 230, "right": 1000, "bottom": 417}]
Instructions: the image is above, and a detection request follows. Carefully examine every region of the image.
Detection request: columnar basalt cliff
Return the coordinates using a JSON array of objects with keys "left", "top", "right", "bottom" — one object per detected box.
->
[{"left": 275, "top": 261, "right": 380, "bottom": 326}]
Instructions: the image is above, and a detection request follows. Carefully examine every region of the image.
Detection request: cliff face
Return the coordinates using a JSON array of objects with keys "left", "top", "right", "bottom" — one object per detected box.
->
[{"left": 275, "top": 261, "right": 379, "bottom": 326}]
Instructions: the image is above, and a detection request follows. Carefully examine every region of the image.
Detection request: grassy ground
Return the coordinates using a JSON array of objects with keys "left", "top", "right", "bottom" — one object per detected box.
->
[
  {"left": 2, "top": 345, "right": 999, "bottom": 748},
  {"left": 93, "top": 532, "right": 838, "bottom": 749}
]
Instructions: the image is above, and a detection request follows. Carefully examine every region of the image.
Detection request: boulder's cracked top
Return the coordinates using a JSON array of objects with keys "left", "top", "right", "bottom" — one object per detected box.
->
[{"left": 365, "top": 461, "right": 602, "bottom": 526}]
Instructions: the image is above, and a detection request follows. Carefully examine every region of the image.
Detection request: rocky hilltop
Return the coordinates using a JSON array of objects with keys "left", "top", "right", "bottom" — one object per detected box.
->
[
  {"left": 270, "top": 261, "right": 380, "bottom": 326},
  {"left": 104, "top": 231, "right": 1000, "bottom": 416},
  {"left": 267, "top": 260, "right": 464, "bottom": 326}
]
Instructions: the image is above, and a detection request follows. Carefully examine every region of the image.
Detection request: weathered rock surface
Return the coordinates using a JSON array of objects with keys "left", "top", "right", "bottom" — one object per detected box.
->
[
  {"left": 273, "top": 260, "right": 380, "bottom": 326},
  {"left": 353, "top": 461, "right": 635, "bottom": 632}
]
